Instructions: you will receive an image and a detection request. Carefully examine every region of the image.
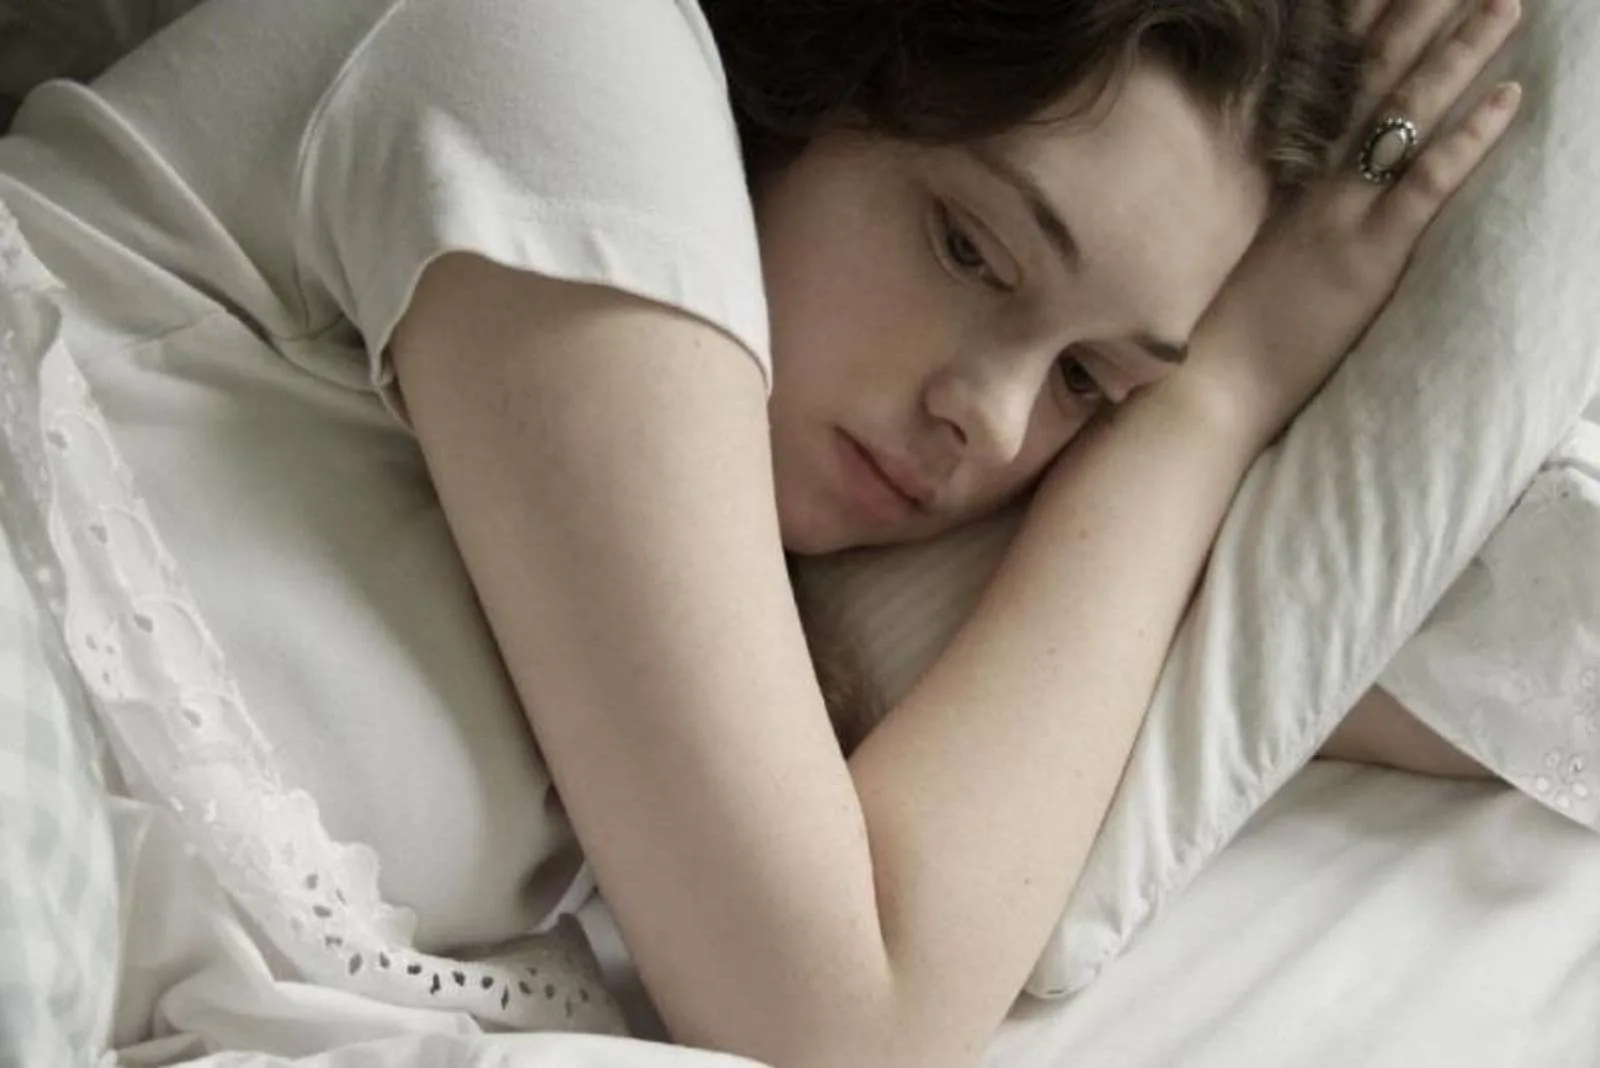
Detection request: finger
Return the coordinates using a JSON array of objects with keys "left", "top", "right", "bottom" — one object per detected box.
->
[
  {"left": 1382, "top": 0, "right": 1521, "bottom": 135},
  {"left": 1368, "top": 82, "right": 1521, "bottom": 238},
  {"left": 1354, "top": 0, "right": 1468, "bottom": 121}
]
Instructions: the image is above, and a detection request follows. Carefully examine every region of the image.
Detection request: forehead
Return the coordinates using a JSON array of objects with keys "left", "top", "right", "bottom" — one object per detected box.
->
[{"left": 994, "top": 62, "right": 1271, "bottom": 329}]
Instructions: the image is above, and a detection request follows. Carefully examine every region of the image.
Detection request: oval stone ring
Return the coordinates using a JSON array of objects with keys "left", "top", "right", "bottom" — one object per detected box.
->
[{"left": 1358, "top": 114, "right": 1423, "bottom": 186}]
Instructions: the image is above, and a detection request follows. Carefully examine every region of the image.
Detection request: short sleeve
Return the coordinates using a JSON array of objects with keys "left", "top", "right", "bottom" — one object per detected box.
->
[{"left": 293, "top": 0, "right": 771, "bottom": 395}]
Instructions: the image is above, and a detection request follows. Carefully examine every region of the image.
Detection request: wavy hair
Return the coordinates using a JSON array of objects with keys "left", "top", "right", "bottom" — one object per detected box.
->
[{"left": 701, "top": 0, "right": 1365, "bottom": 200}]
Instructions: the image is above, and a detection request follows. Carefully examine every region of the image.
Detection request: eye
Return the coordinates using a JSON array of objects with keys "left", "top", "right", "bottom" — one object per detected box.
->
[
  {"left": 1056, "top": 351, "right": 1105, "bottom": 402},
  {"left": 936, "top": 202, "right": 1009, "bottom": 292}
]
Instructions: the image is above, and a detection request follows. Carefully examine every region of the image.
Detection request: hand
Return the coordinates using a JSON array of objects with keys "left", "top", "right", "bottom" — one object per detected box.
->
[{"left": 1181, "top": 0, "right": 1524, "bottom": 449}]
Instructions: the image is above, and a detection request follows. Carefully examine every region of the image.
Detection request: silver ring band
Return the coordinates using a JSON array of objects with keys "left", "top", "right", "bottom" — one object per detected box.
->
[{"left": 1358, "top": 115, "right": 1422, "bottom": 185}]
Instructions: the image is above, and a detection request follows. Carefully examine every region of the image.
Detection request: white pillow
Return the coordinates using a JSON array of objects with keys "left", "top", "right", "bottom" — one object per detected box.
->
[{"left": 795, "top": 0, "right": 1600, "bottom": 999}]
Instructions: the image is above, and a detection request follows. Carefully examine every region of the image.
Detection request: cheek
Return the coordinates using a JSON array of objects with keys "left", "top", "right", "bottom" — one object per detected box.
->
[{"left": 757, "top": 151, "right": 952, "bottom": 400}]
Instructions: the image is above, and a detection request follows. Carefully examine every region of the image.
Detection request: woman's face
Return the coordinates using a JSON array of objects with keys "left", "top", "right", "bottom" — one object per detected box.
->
[{"left": 757, "top": 61, "right": 1273, "bottom": 555}]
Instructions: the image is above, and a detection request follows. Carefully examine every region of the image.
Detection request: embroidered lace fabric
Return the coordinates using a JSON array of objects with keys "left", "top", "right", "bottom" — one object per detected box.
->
[{"left": 0, "top": 198, "right": 624, "bottom": 1034}]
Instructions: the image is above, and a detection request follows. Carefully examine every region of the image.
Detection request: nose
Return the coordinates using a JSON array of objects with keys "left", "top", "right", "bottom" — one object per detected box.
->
[
  {"left": 921, "top": 357, "right": 1041, "bottom": 474},
  {"left": 1101, "top": 374, "right": 1137, "bottom": 407}
]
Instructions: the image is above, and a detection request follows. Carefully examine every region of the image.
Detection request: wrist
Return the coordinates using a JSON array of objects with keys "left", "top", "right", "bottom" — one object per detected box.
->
[{"left": 1143, "top": 366, "right": 1277, "bottom": 461}]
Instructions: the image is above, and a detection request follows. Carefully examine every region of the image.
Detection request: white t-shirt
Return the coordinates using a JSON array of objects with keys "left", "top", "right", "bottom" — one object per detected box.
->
[{"left": 0, "top": 0, "right": 769, "bottom": 950}]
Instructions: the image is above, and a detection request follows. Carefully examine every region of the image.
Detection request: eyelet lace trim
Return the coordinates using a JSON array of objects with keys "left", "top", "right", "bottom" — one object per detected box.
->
[{"left": 0, "top": 198, "right": 623, "bottom": 1034}]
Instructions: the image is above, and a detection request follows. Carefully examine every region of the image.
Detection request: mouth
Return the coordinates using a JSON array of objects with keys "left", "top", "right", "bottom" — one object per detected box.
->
[{"left": 834, "top": 430, "right": 929, "bottom": 526}]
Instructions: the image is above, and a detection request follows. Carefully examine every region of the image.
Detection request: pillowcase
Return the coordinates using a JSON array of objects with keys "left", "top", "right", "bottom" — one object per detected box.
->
[{"left": 795, "top": 0, "right": 1600, "bottom": 1000}]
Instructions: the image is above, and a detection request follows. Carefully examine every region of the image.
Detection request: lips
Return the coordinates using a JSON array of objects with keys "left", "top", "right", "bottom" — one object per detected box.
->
[
  {"left": 835, "top": 430, "right": 930, "bottom": 526},
  {"left": 868, "top": 449, "right": 937, "bottom": 509}
]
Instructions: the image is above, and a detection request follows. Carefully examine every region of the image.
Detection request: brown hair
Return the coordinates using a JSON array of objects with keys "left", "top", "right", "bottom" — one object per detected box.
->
[{"left": 701, "top": 0, "right": 1364, "bottom": 201}]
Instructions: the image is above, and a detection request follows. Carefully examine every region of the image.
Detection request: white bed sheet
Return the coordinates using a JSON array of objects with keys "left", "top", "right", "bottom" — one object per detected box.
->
[{"left": 979, "top": 762, "right": 1600, "bottom": 1068}]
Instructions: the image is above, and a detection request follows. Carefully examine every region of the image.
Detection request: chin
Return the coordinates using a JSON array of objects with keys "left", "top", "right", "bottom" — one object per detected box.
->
[
  {"left": 776, "top": 493, "right": 854, "bottom": 556},
  {"left": 780, "top": 519, "right": 849, "bottom": 557},
  {"left": 784, "top": 515, "right": 928, "bottom": 556}
]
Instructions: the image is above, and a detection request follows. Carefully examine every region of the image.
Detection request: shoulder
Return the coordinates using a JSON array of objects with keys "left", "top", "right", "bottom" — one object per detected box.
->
[
  {"left": 332, "top": 0, "right": 734, "bottom": 120},
  {"left": 329, "top": 0, "right": 746, "bottom": 217},
  {"left": 299, "top": 0, "right": 770, "bottom": 387}
]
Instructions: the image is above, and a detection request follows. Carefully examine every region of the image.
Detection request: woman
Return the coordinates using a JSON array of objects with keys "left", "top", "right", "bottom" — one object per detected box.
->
[{"left": 0, "top": 0, "right": 1519, "bottom": 1064}]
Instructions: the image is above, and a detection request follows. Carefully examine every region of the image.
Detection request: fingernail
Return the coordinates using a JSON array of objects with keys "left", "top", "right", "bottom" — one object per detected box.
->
[{"left": 1493, "top": 82, "right": 1523, "bottom": 108}]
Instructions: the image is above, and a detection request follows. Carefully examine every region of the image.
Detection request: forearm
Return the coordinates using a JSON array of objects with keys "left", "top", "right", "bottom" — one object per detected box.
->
[
  {"left": 1321, "top": 688, "right": 1492, "bottom": 779},
  {"left": 854, "top": 377, "right": 1261, "bottom": 1057}
]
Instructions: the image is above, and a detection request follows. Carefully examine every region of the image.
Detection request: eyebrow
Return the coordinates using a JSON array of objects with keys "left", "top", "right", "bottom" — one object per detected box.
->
[
  {"left": 965, "top": 145, "right": 1190, "bottom": 368},
  {"left": 965, "top": 144, "right": 1085, "bottom": 274}
]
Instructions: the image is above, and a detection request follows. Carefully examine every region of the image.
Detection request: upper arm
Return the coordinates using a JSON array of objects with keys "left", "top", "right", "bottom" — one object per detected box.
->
[
  {"left": 285, "top": 1, "right": 898, "bottom": 1054},
  {"left": 389, "top": 254, "right": 893, "bottom": 1061}
]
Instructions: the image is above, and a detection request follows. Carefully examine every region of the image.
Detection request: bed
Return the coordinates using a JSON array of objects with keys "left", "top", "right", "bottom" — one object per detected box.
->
[{"left": 4, "top": 2, "right": 1600, "bottom": 1066}]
